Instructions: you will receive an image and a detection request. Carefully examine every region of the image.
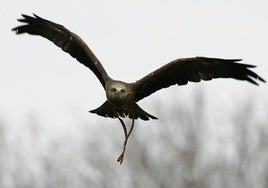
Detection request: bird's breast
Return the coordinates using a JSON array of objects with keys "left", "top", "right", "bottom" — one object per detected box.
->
[{"left": 107, "top": 91, "right": 134, "bottom": 107}]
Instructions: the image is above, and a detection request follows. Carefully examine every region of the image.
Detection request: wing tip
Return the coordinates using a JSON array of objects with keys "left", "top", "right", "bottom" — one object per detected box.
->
[
  {"left": 190, "top": 56, "right": 265, "bottom": 86},
  {"left": 12, "top": 13, "right": 44, "bottom": 34},
  {"left": 247, "top": 76, "right": 259, "bottom": 85},
  {"left": 245, "top": 65, "right": 266, "bottom": 85},
  {"left": 14, "top": 13, "right": 40, "bottom": 23},
  {"left": 246, "top": 72, "right": 266, "bottom": 86}
]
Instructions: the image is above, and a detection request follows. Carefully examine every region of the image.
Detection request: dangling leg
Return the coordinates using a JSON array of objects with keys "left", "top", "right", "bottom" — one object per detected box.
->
[{"left": 117, "top": 117, "right": 135, "bottom": 164}]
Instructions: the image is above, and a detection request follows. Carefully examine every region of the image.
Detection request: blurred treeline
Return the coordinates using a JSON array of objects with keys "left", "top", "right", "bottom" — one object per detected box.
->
[{"left": 0, "top": 92, "right": 267, "bottom": 188}]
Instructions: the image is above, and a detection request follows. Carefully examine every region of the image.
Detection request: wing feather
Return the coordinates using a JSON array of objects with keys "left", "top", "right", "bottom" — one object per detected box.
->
[
  {"left": 133, "top": 57, "right": 265, "bottom": 102},
  {"left": 12, "top": 14, "right": 110, "bottom": 88}
]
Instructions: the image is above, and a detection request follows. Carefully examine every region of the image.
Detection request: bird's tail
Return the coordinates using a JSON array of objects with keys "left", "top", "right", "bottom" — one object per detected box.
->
[{"left": 89, "top": 100, "right": 158, "bottom": 121}]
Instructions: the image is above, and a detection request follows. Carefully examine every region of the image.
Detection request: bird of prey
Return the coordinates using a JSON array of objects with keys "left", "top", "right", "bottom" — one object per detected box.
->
[{"left": 12, "top": 14, "right": 265, "bottom": 164}]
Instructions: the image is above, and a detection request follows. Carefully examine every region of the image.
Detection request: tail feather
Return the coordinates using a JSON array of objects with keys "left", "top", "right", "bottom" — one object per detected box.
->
[
  {"left": 129, "top": 103, "right": 158, "bottom": 120},
  {"left": 89, "top": 100, "right": 157, "bottom": 121}
]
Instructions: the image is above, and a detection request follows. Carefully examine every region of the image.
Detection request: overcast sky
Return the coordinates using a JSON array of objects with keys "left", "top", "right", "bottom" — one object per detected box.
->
[{"left": 1, "top": 0, "right": 267, "bottom": 133}]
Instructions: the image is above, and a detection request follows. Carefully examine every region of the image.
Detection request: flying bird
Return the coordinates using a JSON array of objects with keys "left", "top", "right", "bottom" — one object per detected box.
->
[{"left": 12, "top": 14, "right": 265, "bottom": 164}]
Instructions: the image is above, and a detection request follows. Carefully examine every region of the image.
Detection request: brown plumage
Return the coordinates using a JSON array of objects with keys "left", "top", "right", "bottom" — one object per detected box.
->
[
  {"left": 133, "top": 57, "right": 264, "bottom": 101},
  {"left": 12, "top": 14, "right": 266, "bottom": 164}
]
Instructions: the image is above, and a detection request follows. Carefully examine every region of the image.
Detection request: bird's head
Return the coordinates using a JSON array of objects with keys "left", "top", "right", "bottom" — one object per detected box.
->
[{"left": 106, "top": 81, "right": 133, "bottom": 106}]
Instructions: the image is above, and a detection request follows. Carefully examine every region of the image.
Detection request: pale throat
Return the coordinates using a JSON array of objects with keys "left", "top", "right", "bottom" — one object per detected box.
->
[{"left": 106, "top": 81, "right": 134, "bottom": 106}]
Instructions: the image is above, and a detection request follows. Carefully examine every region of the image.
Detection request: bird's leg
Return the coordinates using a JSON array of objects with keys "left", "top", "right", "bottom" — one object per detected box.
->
[{"left": 117, "top": 117, "right": 135, "bottom": 164}]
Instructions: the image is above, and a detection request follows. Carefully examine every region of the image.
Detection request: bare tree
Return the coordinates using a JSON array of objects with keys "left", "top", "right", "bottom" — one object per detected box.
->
[{"left": 0, "top": 91, "right": 268, "bottom": 188}]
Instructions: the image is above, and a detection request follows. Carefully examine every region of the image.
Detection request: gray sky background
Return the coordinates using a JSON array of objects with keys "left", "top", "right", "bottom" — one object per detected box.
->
[{"left": 1, "top": 0, "right": 267, "bottom": 135}]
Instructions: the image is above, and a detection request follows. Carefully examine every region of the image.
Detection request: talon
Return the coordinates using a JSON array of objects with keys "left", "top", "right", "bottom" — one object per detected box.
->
[{"left": 117, "top": 152, "right": 125, "bottom": 164}]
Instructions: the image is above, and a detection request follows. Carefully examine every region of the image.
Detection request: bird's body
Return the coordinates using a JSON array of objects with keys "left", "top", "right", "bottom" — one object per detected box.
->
[
  {"left": 12, "top": 14, "right": 265, "bottom": 164},
  {"left": 92, "top": 79, "right": 157, "bottom": 120}
]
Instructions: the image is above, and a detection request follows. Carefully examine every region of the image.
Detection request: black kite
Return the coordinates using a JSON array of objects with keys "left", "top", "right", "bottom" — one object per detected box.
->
[{"left": 12, "top": 14, "right": 265, "bottom": 164}]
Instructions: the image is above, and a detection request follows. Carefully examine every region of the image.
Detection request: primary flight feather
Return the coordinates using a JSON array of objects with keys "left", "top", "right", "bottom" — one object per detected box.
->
[{"left": 12, "top": 14, "right": 266, "bottom": 164}]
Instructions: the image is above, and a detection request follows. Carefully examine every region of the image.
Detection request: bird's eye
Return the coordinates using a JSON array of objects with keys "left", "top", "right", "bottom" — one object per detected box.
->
[
  {"left": 120, "top": 89, "right": 126, "bottom": 93},
  {"left": 110, "top": 88, "right": 116, "bottom": 92}
]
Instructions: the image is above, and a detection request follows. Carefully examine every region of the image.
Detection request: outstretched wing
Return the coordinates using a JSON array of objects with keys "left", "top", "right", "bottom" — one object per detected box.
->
[
  {"left": 12, "top": 14, "right": 110, "bottom": 88},
  {"left": 133, "top": 57, "right": 265, "bottom": 102}
]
